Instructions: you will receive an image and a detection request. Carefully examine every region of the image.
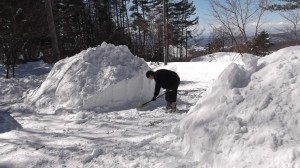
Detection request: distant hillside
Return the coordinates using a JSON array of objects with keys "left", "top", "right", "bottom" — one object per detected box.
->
[
  {"left": 188, "top": 31, "right": 299, "bottom": 52},
  {"left": 268, "top": 32, "right": 299, "bottom": 51}
]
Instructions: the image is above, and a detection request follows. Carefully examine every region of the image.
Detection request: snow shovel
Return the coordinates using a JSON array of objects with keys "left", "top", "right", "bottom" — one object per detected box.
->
[{"left": 136, "top": 93, "right": 166, "bottom": 109}]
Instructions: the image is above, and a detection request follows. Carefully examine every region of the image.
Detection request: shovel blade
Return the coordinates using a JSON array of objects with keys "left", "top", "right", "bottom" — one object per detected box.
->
[{"left": 136, "top": 103, "right": 147, "bottom": 109}]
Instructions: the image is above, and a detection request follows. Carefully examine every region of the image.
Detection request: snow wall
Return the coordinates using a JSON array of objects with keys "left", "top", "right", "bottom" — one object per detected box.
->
[
  {"left": 27, "top": 42, "right": 154, "bottom": 113},
  {"left": 175, "top": 47, "right": 300, "bottom": 167}
]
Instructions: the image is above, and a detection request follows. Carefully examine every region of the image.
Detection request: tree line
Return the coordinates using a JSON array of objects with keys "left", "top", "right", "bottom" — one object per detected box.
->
[
  {"left": 0, "top": 0, "right": 198, "bottom": 78},
  {"left": 202, "top": 0, "right": 300, "bottom": 57},
  {"left": 2, "top": 0, "right": 299, "bottom": 79}
]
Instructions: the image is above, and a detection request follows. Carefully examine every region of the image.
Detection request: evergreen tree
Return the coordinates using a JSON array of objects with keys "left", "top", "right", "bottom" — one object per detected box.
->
[
  {"left": 168, "top": 0, "right": 198, "bottom": 59},
  {"left": 0, "top": 0, "right": 47, "bottom": 78},
  {"left": 0, "top": 0, "right": 200, "bottom": 78},
  {"left": 251, "top": 31, "right": 273, "bottom": 56},
  {"left": 108, "top": 0, "right": 132, "bottom": 47},
  {"left": 144, "top": 0, "right": 164, "bottom": 62},
  {"left": 127, "top": 0, "right": 198, "bottom": 61},
  {"left": 268, "top": 0, "right": 300, "bottom": 10},
  {"left": 129, "top": 0, "right": 152, "bottom": 59},
  {"left": 53, "top": 0, "right": 130, "bottom": 56}
]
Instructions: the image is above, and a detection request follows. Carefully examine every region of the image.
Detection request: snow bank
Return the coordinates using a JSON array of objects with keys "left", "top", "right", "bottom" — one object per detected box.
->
[
  {"left": 27, "top": 42, "right": 153, "bottom": 113},
  {"left": 175, "top": 47, "right": 300, "bottom": 167},
  {"left": 190, "top": 52, "right": 247, "bottom": 62}
]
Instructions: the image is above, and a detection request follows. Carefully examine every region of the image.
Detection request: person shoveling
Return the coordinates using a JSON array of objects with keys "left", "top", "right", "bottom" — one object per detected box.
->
[{"left": 145, "top": 69, "right": 180, "bottom": 113}]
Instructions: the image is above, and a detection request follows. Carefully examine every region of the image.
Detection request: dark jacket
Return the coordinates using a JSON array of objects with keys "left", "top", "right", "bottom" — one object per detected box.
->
[{"left": 153, "top": 69, "right": 180, "bottom": 97}]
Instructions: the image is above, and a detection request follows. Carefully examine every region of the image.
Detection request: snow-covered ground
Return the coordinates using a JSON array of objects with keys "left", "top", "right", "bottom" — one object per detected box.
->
[
  {"left": 190, "top": 52, "right": 245, "bottom": 62},
  {"left": 1, "top": 43, "right": 300, "bottom": 168}
]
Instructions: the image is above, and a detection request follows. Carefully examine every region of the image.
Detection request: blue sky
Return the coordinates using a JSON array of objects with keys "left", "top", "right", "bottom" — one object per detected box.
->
[
  {"left": 191, "top": 0, "right": 288, "bottom": 36},
  {"left": 192, "top": 1, "right": 211, "bottom": 26}
]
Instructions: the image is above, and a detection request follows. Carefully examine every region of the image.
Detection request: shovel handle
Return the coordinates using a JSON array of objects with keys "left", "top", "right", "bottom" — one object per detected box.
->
[{"left": 140, "top": 93, "right": 166, "bottom": 107}]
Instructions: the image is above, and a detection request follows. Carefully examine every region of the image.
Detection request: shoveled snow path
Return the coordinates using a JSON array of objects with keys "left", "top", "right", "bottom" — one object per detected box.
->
[{"left": 0, "top": 85, "right": 205, "bottom": 168}]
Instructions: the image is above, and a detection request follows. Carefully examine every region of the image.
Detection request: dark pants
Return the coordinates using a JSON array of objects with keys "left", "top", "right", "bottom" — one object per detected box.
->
[
  {"left": 165, "top": 89, "right": 178, "bottom": 102},
  {"left": 165, "top": 81, "right": 180, "bottom": 102}
]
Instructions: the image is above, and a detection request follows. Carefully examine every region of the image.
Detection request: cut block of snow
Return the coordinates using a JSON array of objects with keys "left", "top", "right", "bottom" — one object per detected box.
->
[
  {"left": 213, "top": 63, "right": 251, "bottom": 90},
  {"left": 27, "top": 42, "right": 154, "bottom": 113},
  {"left": 242, "top": 54, "right": 258, "bottom": 73}
]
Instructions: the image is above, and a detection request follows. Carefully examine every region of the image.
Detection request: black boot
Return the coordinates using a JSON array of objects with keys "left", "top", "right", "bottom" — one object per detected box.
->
[
  {"left": 170, "top": 102, "right": 177, "bottom": 113},
  {"left": 166, "top": 102, "right": 176, "bottom": 113},
  {"left": 166, "top": 101, "right": 171, "bottom": 109}
]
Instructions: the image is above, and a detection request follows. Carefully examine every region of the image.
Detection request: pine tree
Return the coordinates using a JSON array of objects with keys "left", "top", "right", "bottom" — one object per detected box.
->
[
  {"left": 129, "top": 0, "right": 152, "bottom": 59},
  {"left": 268, "top": 0, "right": 300, "bottom": 10},
  {"left": 168, "top": 0, "right": 198, "bottom": 59},
  {"left": 251, "top": 31, "right": 273, "bottom": 56},
  {"left": 0, "top": 0, "right": 47, "bottom": 78}
]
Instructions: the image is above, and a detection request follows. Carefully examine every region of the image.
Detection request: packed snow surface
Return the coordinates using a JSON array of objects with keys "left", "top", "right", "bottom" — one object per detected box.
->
[{"left": 1, "top": 43, "right": 300, "bottom": 168}]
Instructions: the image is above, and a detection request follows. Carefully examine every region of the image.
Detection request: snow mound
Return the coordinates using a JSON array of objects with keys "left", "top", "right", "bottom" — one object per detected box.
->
[
  {"left": 175, "top": 46, "right": 300, "bottom": 167},
  {"left": 27, "top": 42, "right": 153, "bottom": 113},
  {"left": 0, "top": 112, "right": 22, "bottom": 133}
]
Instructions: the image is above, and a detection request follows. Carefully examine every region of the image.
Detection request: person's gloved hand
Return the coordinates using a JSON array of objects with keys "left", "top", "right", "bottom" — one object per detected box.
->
[
  {"left": 165, "top": 89, "right": 173, "bottom": 93},
  {"left": 151, "top": 96, "right": 157, "bottom": 101}
]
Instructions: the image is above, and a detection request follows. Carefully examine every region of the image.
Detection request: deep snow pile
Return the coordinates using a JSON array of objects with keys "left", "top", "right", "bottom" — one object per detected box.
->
[
  {"left": 27, "top": 42, "right": 153, "bottom": 113},
  {"left": 175, "top": 47, "right": 300, "bottom": 167}
]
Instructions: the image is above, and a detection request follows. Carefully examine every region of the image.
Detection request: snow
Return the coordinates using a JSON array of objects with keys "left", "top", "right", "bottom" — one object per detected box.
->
[
  {"left": 190, "top": 52, "right": 246, "bottom": 62},
  {"left": 0, "top": 112, "right": 22, "bottom": 133},
  {"left": 26, "top": 42, "right": 153, "bottom": 113},
  {"left": 1, "top": 43, "right": 300, "bottom": 168},
  {"left": 190, "top": 45, "right": 206, "bottom": 51},
  {"left": 175, "top": 46, "right": 300, "bottom": 167}
]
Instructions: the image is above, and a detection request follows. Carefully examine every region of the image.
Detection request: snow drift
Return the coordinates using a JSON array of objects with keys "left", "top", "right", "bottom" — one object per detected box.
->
[
  {"left": 27, "top": 42, "right": 153, "bottom": 113},
  {"left": 175, "top": 47, "right": 300, "bottom": 167}
]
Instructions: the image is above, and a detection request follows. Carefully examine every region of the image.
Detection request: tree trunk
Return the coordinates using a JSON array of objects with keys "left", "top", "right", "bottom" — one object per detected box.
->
[
  {"left": 185, "top": 29, "right": 188, "bottom": 59},
  {"left": 163, "top": 0, "right": 168, "bottom": 65},
  {"left": 5, "top": 54, "right": 10, "bottom": 79},
  {"left": 45, "top": 0, "right": 60, "bottom": 63}
]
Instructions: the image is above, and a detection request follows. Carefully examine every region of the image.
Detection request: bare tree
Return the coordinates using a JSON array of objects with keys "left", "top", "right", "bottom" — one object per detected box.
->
[
  {"left": 208, "top": 0, "right": 270, "bottom": 53},
  {"left": 279, "top": 9, "right": 300, "bottom": 45},
  {"left": 209, "top": 26, "right": 231, "bottom": 51},
  {"left": 267, "top": 0, "right": 300, "bottom": 10}
]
